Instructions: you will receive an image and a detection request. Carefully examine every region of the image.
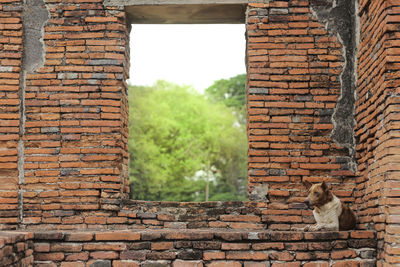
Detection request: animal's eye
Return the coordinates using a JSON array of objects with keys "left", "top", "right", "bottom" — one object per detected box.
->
[{"left": 314, "top": 192, "right": 319, "bottom": 196}]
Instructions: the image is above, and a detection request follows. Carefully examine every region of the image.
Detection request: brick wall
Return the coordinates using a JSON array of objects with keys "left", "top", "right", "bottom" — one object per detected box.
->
[
  {"left": 12, "top": 199, "right": 312, "bottom": 231},
  {"left": 246, "top": 0, "right": 357, "bottom": 226},
  {"left": 0, "top": 0, "right": 23, "bottom": 230},
  {"left": 119, "top": 201, "right": 267, "bottom": 230},
  {"left": 31, "top": 229, "right": 376, "bottom": 267},
  {"left": 0, "top": 0, "right": 399, "bottom": 265},
  {"left": 20, "top": 0, "right": 130, "bottom": 227},
  {"left": 0, "top": 231, "right": 33, "bottom": 266},
  {"left": 356, "top": 0, "right": 400, "bottom": 265},
  {"left": 0, "top": 0, "right": 359, "bottom": 230}
]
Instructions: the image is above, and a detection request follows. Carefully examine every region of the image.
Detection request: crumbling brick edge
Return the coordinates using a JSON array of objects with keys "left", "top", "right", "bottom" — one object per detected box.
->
[{"left": 1, "top": 229, "right": 376, "bottom": 266}]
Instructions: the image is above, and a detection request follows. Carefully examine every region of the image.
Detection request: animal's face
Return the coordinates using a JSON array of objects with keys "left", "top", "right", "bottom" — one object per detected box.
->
[{"left": 303, "top": 181, "right": 332, "bottom": 207}]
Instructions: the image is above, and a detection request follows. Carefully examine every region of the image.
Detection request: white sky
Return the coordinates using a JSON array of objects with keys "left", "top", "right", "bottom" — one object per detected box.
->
[{"left": 128, "top": 24, "right": 246, "bottom": 92}]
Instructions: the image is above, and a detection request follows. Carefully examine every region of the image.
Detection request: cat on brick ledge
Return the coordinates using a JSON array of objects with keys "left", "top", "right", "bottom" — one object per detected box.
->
[{"left": 297, "top": 181, "right": 357, "bottom": 231}]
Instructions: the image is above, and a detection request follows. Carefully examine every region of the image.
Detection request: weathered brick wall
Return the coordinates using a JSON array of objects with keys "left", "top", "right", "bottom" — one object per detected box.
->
[
  {"left": 19, "top": 0, "right": 130, "bottom": 228},
  {"left": 31, "top": 229, "right": 376, "bottom": 267},
  {"left": 0, "top": 231, "right": 33, "bottom": 266},
  {"left": 118, "top": 201, "right": 266, "bottom": 230},
  {"left": 356, "top": 0, "right": 400, "bottom": 265},
  {"left": 0, "top": 0, "right": 23, "bottom": 230},
  {"left": 0, "top": 0, "right": 360, "bottom": 230},
  {"left": 246, "top": 0, "right": 358, "bottom": 226},
  {"left": 0, "top": 0, "right": 399, "bottom": 265},
  {"left": 118, "top": 200, "right": 308, "bottom": 231}
]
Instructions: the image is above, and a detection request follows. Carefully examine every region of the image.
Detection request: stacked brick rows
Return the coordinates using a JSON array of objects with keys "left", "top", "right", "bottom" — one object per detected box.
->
[
  {"left": 121, "top": 200, "right": 311, "bottom": 231},
  {"left": 0, "top": 0, "right": 399, "bottom": 265},
  {"left": 0, "top": 231, "right": 33, "bottom": 266},
  {"left": 31, "top": 229, "right": 376, "bottom": 267},
  {"left": 6, "top": 199, "right": 311, "bottom": 231},
  {"left": 0, "top": 0, "right": 360, "bottom": 232},
  {"left": 246, "top": 0, "right": 356, "bottom": 221},
  {"left": 12, "top": 199, "right": 316, "bottom": 231},
  {"left": 21, "top": 0, "right": 130, "bottom": 227},
  {"left": 355, "top": 0, "right": 400, "bottom": 265},
  {"left": 16, "top": 200, "right": 267, "bottom": 231},
  {"left": 0, "top": 0, "right": 23, "bottom": 230},
  {"left": 119, "top": 201, "right": 267, "bottom": 230},
  {"left": 120, "top": 200, "right": 315, "bottom": 231}
]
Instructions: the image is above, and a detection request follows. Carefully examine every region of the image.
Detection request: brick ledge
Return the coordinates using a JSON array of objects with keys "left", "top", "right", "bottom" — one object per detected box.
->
[{"left": 29, "top": 229, "right": 376, "bottom": 242}]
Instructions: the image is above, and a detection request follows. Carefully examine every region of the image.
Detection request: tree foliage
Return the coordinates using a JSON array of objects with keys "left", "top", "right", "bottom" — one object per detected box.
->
[
  {"left": 205, "top": 74, "right": 247, "bottom": 124},
  {"left": 129, "top": 80, "right": 247, "bottom": 202}
]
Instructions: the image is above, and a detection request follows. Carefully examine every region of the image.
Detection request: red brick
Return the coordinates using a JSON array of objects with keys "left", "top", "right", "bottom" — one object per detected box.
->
[
  {"left": 303, "top": 263, "right": 329, "bottom": 267},
  {"left": 350, "top": 231, "right": 375, "bottom": 239},
  {"left": 65, "top": 252, "right": 89, "bottom": 261},
  {"left": 163, "top": 231, "right": 213, "bottom": 240},
  {"left": 203, "top": 251, "right": 225, "bottom": 260},
  {"left": 34, "top": 243, "right": 50, "bottom": 252},
  {"left": 120, "top": 251, "right": 146, "bottom": 261},
  {"left": 208, "top": 262, "right": 241, "bottom": 267},
  {"left": 270, "top": 232, "right": 303, "bottom": 241},
  {"left": 113, "top": 261, "right": 139, "bottom": 267},
  {"left": 151, "top": 242, "right": 174, "bottom": 251},
  {"left": 60, "top": 263, "right": 85, "bottom": 267},
  {"left": 253, "top": 242, "right": 284, "bottom": 250},
  {"left": 51, "top": 243, "right": 82, "bottom": 253},
  {"left": 84, "top": 243, "right": 126, "bottom": 251},
  {"left": 226, "top": 251, "right": 268, "bottom": 260},
  {"left": 331, "top": 261, "right": 359, "bottom": 267},
  {"left": 85, "top": 217, "right": 106, "bottom": 224},
  {"left": 330, "top": 250, "right": 357, "bottom": 260},
  {"left": 90, "top": 251, "right": 118, "bottom": 260},
  {"left": 244, "top": 263, "right": 269, "bottom": 267},
  {"left": 95, "top": 231, "right": 140, "bottom": 241},
  {"left": 271, "top": 263, "right": 301, "bottom": 267},
  {"left": 221, "top": 243, "right": 251, "bottom": 250},
  {"left": 173, "top": 260, "right": 203, "bottom": 267},
  {"left": 35, "top": 252, "right": 65, "bottom": 261},
  {"left": 230, "top": 222, "right": 262, "bottom": 229}
]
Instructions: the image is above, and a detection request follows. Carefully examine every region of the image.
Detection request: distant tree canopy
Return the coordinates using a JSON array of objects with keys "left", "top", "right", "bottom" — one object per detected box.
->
[
  {"left": 205, "top": 73, "right": 246, "bottom": 124},
  {"left": 129, "top": 75, "right": 247, "bottom": 202}
]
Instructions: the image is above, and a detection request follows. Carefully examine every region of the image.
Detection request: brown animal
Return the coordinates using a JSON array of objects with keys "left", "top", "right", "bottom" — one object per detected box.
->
[{"left": 302, "top": 181, "right": 356, "bottom": 231}]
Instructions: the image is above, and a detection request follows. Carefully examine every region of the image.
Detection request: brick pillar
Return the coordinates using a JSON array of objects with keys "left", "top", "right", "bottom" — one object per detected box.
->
[
  {"left": 246, "top": 0, "right": 358, "bottom": 214},
  {"left": 0, "top": 0, "right": 23, "bottom": 230},
  {"left": 356, "top": 0, "right": 400, "bottom": 265},
  {"left": 19, "top": 0, "right": 130, "bottom": 229}
]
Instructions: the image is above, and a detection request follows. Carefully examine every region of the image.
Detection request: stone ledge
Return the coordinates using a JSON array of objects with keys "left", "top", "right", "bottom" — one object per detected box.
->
[
  {"left": 28, "top": 229, "right": 377, "bottom": 266},
  {"left": 31, "top": 229, "right": 377, "bottom": 242},
  {"left": 0, "top": 229, "right": 377, "bottom": 266}
]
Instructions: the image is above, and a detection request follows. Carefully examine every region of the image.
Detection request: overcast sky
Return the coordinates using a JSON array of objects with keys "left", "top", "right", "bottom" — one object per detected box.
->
[{"left": 128, "top": 24, "right": 246, "bottom": 92}]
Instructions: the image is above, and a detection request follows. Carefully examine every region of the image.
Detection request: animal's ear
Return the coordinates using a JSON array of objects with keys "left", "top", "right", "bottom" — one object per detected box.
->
[
  {"left": 321, "top": 181, "right": 328, "bottom": 191},
  {"left": 303, "top": 180, "right": 312, "bottom": 189}
]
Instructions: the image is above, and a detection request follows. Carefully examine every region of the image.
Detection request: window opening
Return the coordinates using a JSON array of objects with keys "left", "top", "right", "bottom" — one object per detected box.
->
[{"left": 128, "top": 24, "right": 247, "bottom": 202}]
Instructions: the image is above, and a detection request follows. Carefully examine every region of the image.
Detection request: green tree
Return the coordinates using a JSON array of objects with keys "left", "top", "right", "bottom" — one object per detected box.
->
[
  {"left": 129, "top": 80, "right": 247, "bottom": 202},
  {"left": 205, "top": 74, "right": 246, "bottom": 124}
]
